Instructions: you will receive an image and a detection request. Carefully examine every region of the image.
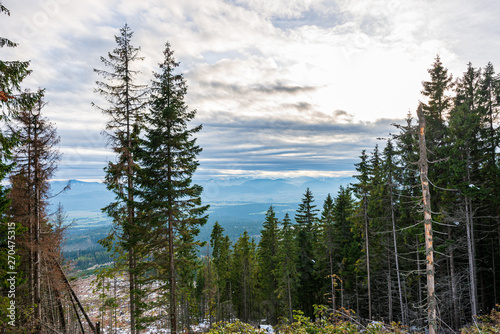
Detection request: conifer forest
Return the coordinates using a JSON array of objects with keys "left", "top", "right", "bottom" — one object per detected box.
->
[{"left": 2, "top": 2, "right": 500, "bottom": 334}]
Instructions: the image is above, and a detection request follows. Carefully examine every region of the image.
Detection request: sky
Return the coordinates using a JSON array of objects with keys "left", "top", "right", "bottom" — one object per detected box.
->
[{"left": 2, "top": 0, "right": 500, "bottom": 182}]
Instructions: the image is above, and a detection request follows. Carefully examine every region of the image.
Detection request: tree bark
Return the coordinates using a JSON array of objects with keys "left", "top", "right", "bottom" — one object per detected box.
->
[
  {"left": 388, "top": 248, "right": 393, "bottom": 323},
  {"left": 364, "top": 196, "right": 372, "bottom": 320},
  {"left": 448, "top": 226, "right": 459, "bottom": 328},
  {"left": 465, "top": 197, "right": 478, "bottom": 317},
  {"left": 124, "top": 34, "right": 138, "bottom": 334},
  {"left": 54, "top": 259, "right": 97, "bottom": 333},
  {"left": 167, "top": 118, "right": 177, "bottom": 333},
  {"left": 329, "top": 250, "right": 336, "bottom": 312},
  {"left": 389, "top": 168, "right": 405, "bottom": 324},
  {"left": 417, "top": 103, "right": 437, "bottom": 334},
  {"left": 33, "top": 108, "right": 41, "bottom": 331},
  {"left": 287, "top": 275, "right": 293, "bottom": 323}
]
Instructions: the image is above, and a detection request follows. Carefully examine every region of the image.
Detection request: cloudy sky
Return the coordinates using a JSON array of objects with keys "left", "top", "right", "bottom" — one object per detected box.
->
[{"left": 2, "top": 0, "right": 500, "bottom": 181}]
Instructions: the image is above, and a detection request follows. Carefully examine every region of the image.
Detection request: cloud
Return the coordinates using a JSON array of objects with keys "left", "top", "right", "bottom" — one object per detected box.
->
[
  {"left": 2, "top": 0, "right": 499, "bottom": 181},
  {"left": 196, "top": 112, "right": 403, "bottom": 178}
]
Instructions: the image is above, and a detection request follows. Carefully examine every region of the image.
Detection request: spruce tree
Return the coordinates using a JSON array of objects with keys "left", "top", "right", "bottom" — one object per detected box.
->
[
  {"left": 232, "top": 231, "right": 257, "bottom": 323},
  {"left": 294, "top": 188, "right": 319, "bottom": 318},
  {"left": 257, "top": 206, "right": 280, "bottom": 324},
  {"left": 421, "top": 55, "right": 454, "bottom": 123},
  {"left": 135, "top": 42, "right": 208, "bottom": 333},
  {"left": 383, "top": 139, "right": 406, "bottom": 324},
  {"left": 210, "top": 222, "right": 232, "bottom": 321},
  {"left": 317, "top": 194, "right": 337, "bottom": 311},
  {"left": 275, "top": 213, "right": 298, "bottom": 323},
  {"left": 447, "top": 63, "right": 484, "bottom": 319},
  {"left": 332, "top": 186, "right": 358, "bottom": 312},
  {"left": 0, "top": 3, "right": 37, "bottom": 110},
  {"left": 477, "top": 63, "right": 500, "bottom": 312},
  {"left": 352, "top": 150, "right": 372, "bottom": 319},
  {"left": 295, "top": 188, "right": 318, "bottom": 232},
  {"left": 93, "top": 24, "right": 147, "bottom": 334}
]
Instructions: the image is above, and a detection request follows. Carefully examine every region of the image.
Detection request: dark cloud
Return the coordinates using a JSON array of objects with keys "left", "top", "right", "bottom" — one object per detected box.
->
[
  {"left": 201, "top": 81, "right": 317, "bottom": 96},
  {"left": 282, "top": 102, "right": 313, "bottom": 111},
  {"left": 334, "top": 110, "right": 348, "bottom": 117},
  {"left": 196, "top": 114, "right": 404, "bottom": 176},
  {"left": 200, "top": 110, "right": 398, "bottom": 134}
]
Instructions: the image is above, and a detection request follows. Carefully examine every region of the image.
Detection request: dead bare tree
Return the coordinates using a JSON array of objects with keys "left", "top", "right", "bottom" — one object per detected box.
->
[{"left": 417, "top": 103, "right": 437, "bottom": 334}]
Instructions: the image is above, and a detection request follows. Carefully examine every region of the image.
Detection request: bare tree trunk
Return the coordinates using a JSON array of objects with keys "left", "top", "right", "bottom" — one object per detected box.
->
[
  {"left": 364, "top": 197, "right": 372, "bottom": 320},
  {"left": 124, "top": 34, "right": 138, "bottom": 334},
  {"left": 355, "top": 274, "right": 360, "bottom": 316},
  {"left": 287, "top": 275, "right": 293, "bottom": 323},
  {"left": 448, "top": 226, "right": 459, "bottom": 328},
  {"left": 33, "top": 108, "right": 42, "bottom": 332},
  {"left": 388, "top": 248, "right": 393, "bottom": 323},
  {"left": 416, "top": 235, "right": 423, "bottom": 328},
  {"left": 389, "top": 171, "right": 405, "bottom": 324},
  {"left": 229, "top": 280, "right": 233, "bottom": 321},
  {"left": 493, "top": 242, "right": 497, "bottom": 307},
  {"left": 417, "top": 103, "right": 437, "bottom": 334},
  {"left": 167, "top": 120, "right": 177, "bottom": 334},
  {"left": 341, "top": 278, "right": 344, "bottom": 312},
  {"left": 169, "top": 210, "right": 177, "bottom": 333},
  {"left": 243, "top": 263, "right": 248, "bottom": 322},
  {"left": 54, "top": 287, "right": 66, "bottom": 332},
  {"left": 329, "top": 251, "right": 336, "bottom": 312},
  {"left": 465, "top": 197, "right": 478, "bottom": 317},
  {"left": 217, "top": 275, "right": 220, "bottom": 322},
  {"left": 54, "top": 259, "right": 97, "bottom": 333}
]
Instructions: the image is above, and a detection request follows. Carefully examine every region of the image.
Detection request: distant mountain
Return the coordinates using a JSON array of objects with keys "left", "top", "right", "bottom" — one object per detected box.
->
[
  {"left": 198, "top": 176, "right": 353, "bottom": 204},
  {"left": 49, "top": 176, "right": 354, "bottom": 252},
  {"left": 50, "top": 180, "right": 114, "bottom": 213}
]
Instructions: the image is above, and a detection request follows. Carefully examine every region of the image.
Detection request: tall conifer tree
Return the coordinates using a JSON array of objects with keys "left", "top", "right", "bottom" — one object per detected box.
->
[
  {"left": 135, "top": 42, "right": 208, "bottom": 333},
  {"left": 352, "top": 150, "right": 372, "bottom": 319},
  {"left": 257, "top": 206, "right": 280, "bottom": 324},
  {"left": 317, "top": 194, "right": 337, "bottom": 311},
  {"left": 210, "top": 222, "right": 232, "bottom": 321},
  {"left": 232, "top": 231, "right": 257, "bottom": 323},
  {"left": 93, "top": 24, "right": 147, "bottom": 333},
  {"left": 295, "top": 188, "right": 319, "bottom": 318},
  {"left": 275, "top": 213, "right": 298, "bottom": 323},
  {"left": 332, "top": 186, "right": 358, "bottom": 312}
]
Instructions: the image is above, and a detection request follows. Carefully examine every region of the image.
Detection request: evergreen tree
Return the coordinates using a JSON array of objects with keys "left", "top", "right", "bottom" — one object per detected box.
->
[
  {"left": 478, "top": 62, "right": 500, "bottom": 168},
  {"left": 316, "top": 194, "right": 337, "bottom": 311},
  {"left": 477, "top": 63, "right": 500, "bottom": 312},
  {"left": 352, "top": 150, "right": 372, "bottom": 319},
  {"left": 421, "top": 55, "right": 454, "bottom": 123},
  {"left": 135, "top": 42, "right": 208, "bottom": 333},
  {"left": 392, "top": 113, "right": 424, "bottom": 325},
  {"left": 294, "top": 188, "right": 319, "bottom": 318},
  {"left": 232, "top": 231, "right": 258, "bottom": 323},
  {"left": 295, "top": 188, "right": 318, "bottom": 232},
  {"left": 383, "top": 139, "right": 406, "bottom": 324},
  {"left": 210, "top": 222, "right": 232, "bottom": 321},
  {"left": 275, "top": 213, "right": 298, "bottom": 323},
  {"left": 0, "top": 3, "right": 39, "bottom": 111},
  {"left": 420, "top": 56, "right": 454, "bottom": 215},
  {"left": 0, "top": 4, "right": 27, "bottom": 326},
  {"left": 257, "top": 206, "right": 280, "bottom": 324},
  {"left": 93, "top": 24, "right": 147, "bottom": 333},
  {"left": 447, "top": 63, "right": 484, "bottom": 319},
  {"left": 332, "top": 186, "right": 359, "bottom": 312}
]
